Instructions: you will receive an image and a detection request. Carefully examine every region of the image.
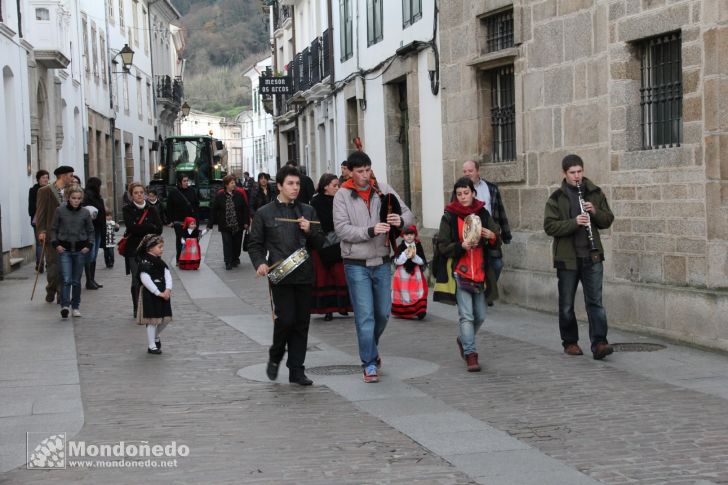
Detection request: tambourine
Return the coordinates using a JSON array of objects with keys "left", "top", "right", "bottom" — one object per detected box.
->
[{"left": 462, "top": 214, "right": 482, "bottom": 247}]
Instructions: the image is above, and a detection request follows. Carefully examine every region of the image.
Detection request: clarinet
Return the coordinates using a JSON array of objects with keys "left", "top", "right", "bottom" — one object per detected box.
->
[{"left": 576, "top": 182, "right": 600, "bottom": 259}]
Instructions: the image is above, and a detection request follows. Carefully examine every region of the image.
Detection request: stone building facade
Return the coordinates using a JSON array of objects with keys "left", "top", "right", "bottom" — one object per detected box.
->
[{"left": 439, "top": 0, "right": 728, "bottom": 350}]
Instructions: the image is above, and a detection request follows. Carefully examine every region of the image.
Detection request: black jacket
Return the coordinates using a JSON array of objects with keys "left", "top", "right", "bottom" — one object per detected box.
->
[
  {"left": 248, "top": 198, "right": 324, "bottom": 285},
  {"left": 122, "top": 203, "right": 163, "bottom": 257},
  {"left": 166, "top": 186, "right": 199, "bottom": 223},
  {"left": 83, "top": 189, "right": 106, "bottom": 233},
  {"left": 251, "top": 185, "right": 276, "bottom": 214},
  {"left": 28, "top": 184, "right": 40, "bottom": 221},
  {"left": 208, "top": 189, "right": 250, "bottom": 233}
]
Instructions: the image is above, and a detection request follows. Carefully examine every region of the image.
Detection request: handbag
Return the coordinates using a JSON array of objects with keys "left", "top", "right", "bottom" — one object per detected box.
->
[
  {"left": 242, "top": 229, "right": 250, "bottom": 252},
  {"left": 117, "top": 209, "right": 149, "bottom": 256}
]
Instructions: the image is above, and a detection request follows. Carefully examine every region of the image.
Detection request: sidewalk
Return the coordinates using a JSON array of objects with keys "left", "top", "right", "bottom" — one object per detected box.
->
[{"left": 1, "top": 228, "right": 727, "bottom": 483}]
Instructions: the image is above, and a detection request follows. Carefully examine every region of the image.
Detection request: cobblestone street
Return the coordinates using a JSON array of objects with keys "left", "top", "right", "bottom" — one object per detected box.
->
[{"left": 2, "top": 229, "right": 728, "bottom": 484}]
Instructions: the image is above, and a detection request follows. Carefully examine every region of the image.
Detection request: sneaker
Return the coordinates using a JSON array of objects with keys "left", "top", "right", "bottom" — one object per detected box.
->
[
  {"left": 363, "top": 364, "right": 379, "bottom": 383},
  {"left": 564, "top": 343, "right": 584, "bottom": 356},
  {"left": 72, "top": 309, "right": 82, "bottom": 318},
  {"left": 60, "top": 307, "right": 69, "bottom": 319},
  {"left": 147, "top": 347, "right": 162, "bottom": 355},
  {"left": 592, "top": 342, "right": 614, "bottom": 360}
]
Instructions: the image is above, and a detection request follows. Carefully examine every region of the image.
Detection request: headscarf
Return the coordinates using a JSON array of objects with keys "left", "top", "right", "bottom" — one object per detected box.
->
[
  {"left": 137, "top": 234, "right": 164, "bottom": 254},
  {"left": 182, "top": 217, "right": 197, "bottom": 230}
]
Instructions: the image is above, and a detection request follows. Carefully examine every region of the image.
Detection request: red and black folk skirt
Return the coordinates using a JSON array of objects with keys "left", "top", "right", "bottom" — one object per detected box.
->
[{"left": 310, "top": 250, "right": 352, "bottom": 315}]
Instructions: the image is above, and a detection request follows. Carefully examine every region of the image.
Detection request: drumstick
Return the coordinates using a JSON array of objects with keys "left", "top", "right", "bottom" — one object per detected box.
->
[{"left": 274, "top": 218, "right": 321, "bottom": 224}]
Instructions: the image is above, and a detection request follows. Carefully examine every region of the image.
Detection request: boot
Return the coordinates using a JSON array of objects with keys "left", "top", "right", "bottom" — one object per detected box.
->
[
  {"left": 85, "top": 263, "right": 100, "bottom": 290},
  {"left": 90, "top": 262, "right": 103, "bottom": 288},
  {"left": 465, "top": 353, "right": 481, "bottom": 372}
]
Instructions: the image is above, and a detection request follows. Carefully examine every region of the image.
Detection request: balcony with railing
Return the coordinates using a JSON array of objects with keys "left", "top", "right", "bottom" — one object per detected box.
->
[
  {"left": 272, "top": 1, "right": 293, "bottom": 32},
  {"left": 156, "top": 75, "right": 183, "bottom": 104},
  {"left": 287, "top": 28, "right": 333, "bottom": 103}
]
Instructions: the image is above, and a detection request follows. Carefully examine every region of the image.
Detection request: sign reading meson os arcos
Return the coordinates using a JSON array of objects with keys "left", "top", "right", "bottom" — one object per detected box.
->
[{"left": 259, "top": 75, "right": 292, "bottom": 95}]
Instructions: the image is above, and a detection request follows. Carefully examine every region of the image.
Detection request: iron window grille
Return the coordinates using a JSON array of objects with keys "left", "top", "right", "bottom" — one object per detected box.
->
[
  {"left": 640, "top": 31, "right": 682, "bottom": 149},
  {"left": 402, "top": 0, "right": 422, "bottom": 28},
  {"left": 367, "top": 0, "right": 383, "bottom": 46},
  {"left": 340, "top": 0, "right": 353, "bottom": 61},
  {"left": 485, "top": 10, "right": 514, "bottom": 53},
  {"left": 490, "top": 65, "right": 516, "bottom": 162}
]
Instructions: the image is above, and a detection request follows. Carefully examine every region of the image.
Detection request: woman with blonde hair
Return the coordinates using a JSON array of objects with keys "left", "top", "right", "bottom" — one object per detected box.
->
[
  {"left": 122, "top": 182, "right": 163, "bottom": 318},
  {"left": 50, "top": 184, "right": 94, "bottom": 319}
]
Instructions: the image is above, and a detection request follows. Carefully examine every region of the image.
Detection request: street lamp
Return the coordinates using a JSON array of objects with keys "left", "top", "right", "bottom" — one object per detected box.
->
[
  {"left": 111, "top": 44, "right": 135, "bottom": 73},
  {"left": 180, "top": 102, "right": 191, "bottom": 118}
]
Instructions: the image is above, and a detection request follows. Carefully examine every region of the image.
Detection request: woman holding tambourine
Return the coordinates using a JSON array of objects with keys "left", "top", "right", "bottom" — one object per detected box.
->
[{"left": 436, "top": 176, "right": 501, "bottom": 373}]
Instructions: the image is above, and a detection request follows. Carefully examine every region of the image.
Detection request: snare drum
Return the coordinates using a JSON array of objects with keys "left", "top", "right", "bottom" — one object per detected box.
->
[{"left": 267, "top": 248, "right": 310, "bottom": 285}]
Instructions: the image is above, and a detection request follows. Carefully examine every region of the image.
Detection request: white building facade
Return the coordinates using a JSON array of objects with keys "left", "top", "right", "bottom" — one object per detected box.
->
[
  {"left": 106, "top": 0, "right": 157, "bottom": 212},
  {"left": 267, "top": 0, "right": 443, "bottom": 230},
  {"left": 242, "top": 56, "right": 276, "bottom": 178},
  {"left": 0, "top": 1, "right": 33, "bottom": 271}
]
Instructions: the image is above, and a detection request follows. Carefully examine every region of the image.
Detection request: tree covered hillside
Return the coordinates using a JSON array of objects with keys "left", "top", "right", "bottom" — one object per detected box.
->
[{"left": 176, "top": 0, "right": 270, "bottom": 117}]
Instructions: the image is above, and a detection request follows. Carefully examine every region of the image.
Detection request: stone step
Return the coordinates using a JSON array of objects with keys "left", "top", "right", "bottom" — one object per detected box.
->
[{"left": 9, "top": 258, "right": 23, "bottom": 267}]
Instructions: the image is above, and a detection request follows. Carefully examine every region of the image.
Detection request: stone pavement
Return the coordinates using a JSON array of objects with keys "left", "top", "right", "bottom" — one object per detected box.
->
[{"left": 0, "top": 227, "right": 727, "bottom": 484}]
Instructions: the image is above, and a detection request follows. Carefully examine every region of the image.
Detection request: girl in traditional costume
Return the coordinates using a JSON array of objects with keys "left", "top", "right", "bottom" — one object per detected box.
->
[
  {"left": 391, "top": 226, "right": 428, "bottom": 320},
  {"left": 136, "top": 234, "right": 173, "bottom": 354},
  {"left": 178, "top": 216, "right": 204, "bottom": 270}
]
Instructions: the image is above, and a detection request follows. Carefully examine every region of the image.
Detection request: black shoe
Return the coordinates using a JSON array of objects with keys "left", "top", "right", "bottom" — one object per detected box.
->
[
  {"left": 45, "top": 292, "right": 56, "bottom": 303},
  {"left": 487, "top": 301, "right": 494, "bottom": 307},
  {"left": 324, "top": 313, "right": 333, "bottom": 321},
  {"left": 266, "top": 361, "right": 279, "bottom": 381},
  {"left": 225, "top": 264, "right": 233, "bottom": 270},
  {"left": 148, "top": 347, "right": 162, "bottom": 354},
  {"left": 339, "top": 311, "right": 349, "bottom": 316},
  {"left": 232, "top": 259, "right": 240, "bottom": 267},
  {"left": 155, "top": 339, "right": 161, "bottom": 350},
  {"left": 60, "top": 307, "right": 69, "bottom": 319},
  {"left": 289, "top": 373, "right": 313, "bottom": 386},
  {"left": 417, "top": 312, "right": 426, "bottom": 320},
  {"left": 86, "top": 281, "right": 100, "bottom": 290}
]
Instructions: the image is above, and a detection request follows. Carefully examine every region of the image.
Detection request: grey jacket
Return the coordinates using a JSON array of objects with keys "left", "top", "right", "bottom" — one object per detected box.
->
[
  {"left": 333, "top": 180, "right": 414, "bottom": 266},
  {"left": 50, "top": 204, "right": 94, "bottom": 251}
]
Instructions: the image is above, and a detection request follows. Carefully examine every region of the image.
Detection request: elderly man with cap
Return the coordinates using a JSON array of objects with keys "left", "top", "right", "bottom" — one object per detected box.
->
[{"left": 36, "top": 165, "right": 75, "bottom": 303}]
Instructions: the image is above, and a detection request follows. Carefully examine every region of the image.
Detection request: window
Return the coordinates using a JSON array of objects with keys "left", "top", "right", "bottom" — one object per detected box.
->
[
  {"left": 339, "top": 0, "right": 353, "bottom": 61},
  {"left": 146, "top": 79, "right": 152, "bottom": 123},
  {"left": 107, "top": 0, "right": 114, "bottom": 24},
  {"left": 123, "top": 73, "right": 129, "bottom": 112},
  {"left": 367, "top": 0, "right": 383, "bottom": 46},
  {"left": 142, "top": 7, "right": 149, "bottom": 54},
  {"left": 402, "top": 0, "right": 421, "bottom": 28},
  {"left": 490, "top": 65, "right": 516, "bottom": 162},
  {"left": 119, "top": 0, "right": 125, "bottom": 29},
  {"left": 639, "top": 32, "right": 682, "bottom": 149},
  {"left": 485, "top": 9, "right": 514, "bottom": 53},
  {"left": 132, "top": 0, "right": 139, "bottom": 47},
  {"left": 82, "top": 17, "right": 89, "bottom": 73},
  {"left": 100, "top": 36, "right": 107, "bottom": 83},
  {"left": 91, "top": 24, "right": 99, "bottom": 78},
  {"left": 137, "top": 76, "right": 143, "bottom": 118},
  {"left": 112, "top": 61, "right": 119, "bottom": 109},
  {"left": 35, "top": 8, "right": 50, "bottom": 20}
]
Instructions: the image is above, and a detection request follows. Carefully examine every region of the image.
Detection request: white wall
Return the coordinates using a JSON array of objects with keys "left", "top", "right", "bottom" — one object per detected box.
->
[
  {"left": 0, "top": 5, "right": 33, "bottom": 252},
  {"left": 417, "top": 49, "right": 443, "bottom": 228}
]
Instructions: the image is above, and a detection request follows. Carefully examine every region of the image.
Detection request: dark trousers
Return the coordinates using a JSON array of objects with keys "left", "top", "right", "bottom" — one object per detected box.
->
[
  {"left": 104, "top": 247, "right": 115, "bottom": 267},
  {"left": 221, "top": 230, "right": 243, "bottom": 265},
  {"left": 557, "top": 259, "right": 608, "bottom": 351},
  {"left": 173, "top": 223, "right": 183, "bottom": 262},
  {"left": 269, "top": 284, "right": 312, "bottom": 371},
  {"left": 127, "top": 256, "right": 140, "bottom": 315}
]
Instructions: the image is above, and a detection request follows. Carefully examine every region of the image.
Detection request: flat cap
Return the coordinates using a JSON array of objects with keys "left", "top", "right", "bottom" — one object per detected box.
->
[{"left": 53, "top": 165, "right": 74, "bottom": 176}]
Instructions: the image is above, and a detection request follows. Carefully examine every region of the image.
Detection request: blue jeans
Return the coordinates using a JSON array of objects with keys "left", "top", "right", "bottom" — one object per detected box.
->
[
  {"left": 491, "top": 256, "right": 504, "bottom": 281},
  {"left": 557, "top": 259, "right": 608, "bottom": 351},
  {"left": 59, "top": 250, "right": 86, "bottom": 309},
  {"left": 87, "top": 230, "right": 102, "bottom": 264},
  {"left": 344, "top": 263, "right": 391, "bottom": 367},
  {"left": 456, "top": 287, "right": 487, "bottom": 355}
]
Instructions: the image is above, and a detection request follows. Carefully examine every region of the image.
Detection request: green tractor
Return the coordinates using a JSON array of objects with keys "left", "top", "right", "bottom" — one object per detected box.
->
[{"left": 150, "top": 135, "right": 227, "bottom": 221}]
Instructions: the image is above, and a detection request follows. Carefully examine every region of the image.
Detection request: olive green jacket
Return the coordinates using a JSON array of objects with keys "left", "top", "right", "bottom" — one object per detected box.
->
[{"left": 543, "top": 177, "right": 614, "bottom": 271}]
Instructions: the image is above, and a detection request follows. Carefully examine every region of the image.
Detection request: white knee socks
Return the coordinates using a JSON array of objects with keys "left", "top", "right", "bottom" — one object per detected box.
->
[{"left": 146, "top": 325, "right": 157, "bottom": 349}]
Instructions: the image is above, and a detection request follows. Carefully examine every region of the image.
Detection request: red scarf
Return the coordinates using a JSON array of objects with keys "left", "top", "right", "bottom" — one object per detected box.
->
[
  {"left": 342, "top": 178, "right": 373, "bottom": 208},
  {"left": 445, "top": 199, "right": 485, "bottom": 218}
]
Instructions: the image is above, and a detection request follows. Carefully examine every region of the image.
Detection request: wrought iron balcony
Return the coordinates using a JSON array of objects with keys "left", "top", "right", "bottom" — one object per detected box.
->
[
  {"left": 288, "top": 29, "right": 333, "bottom": 96},
  {"left": 156, "top": 75, "right": 183, "bottom": 104},
  {"left": 272, "top": 1, "right": 293, "bottom": 31}
]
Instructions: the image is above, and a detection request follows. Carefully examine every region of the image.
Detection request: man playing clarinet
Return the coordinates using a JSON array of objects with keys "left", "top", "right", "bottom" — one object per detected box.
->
[{"left": 544, "top": 154, "right": 615, "bottom": 360}]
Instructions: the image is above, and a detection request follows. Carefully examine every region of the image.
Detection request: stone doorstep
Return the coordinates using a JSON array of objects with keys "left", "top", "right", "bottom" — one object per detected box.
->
[{"left": 9, "top": 258, "right": 23, "bottom": 267}]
